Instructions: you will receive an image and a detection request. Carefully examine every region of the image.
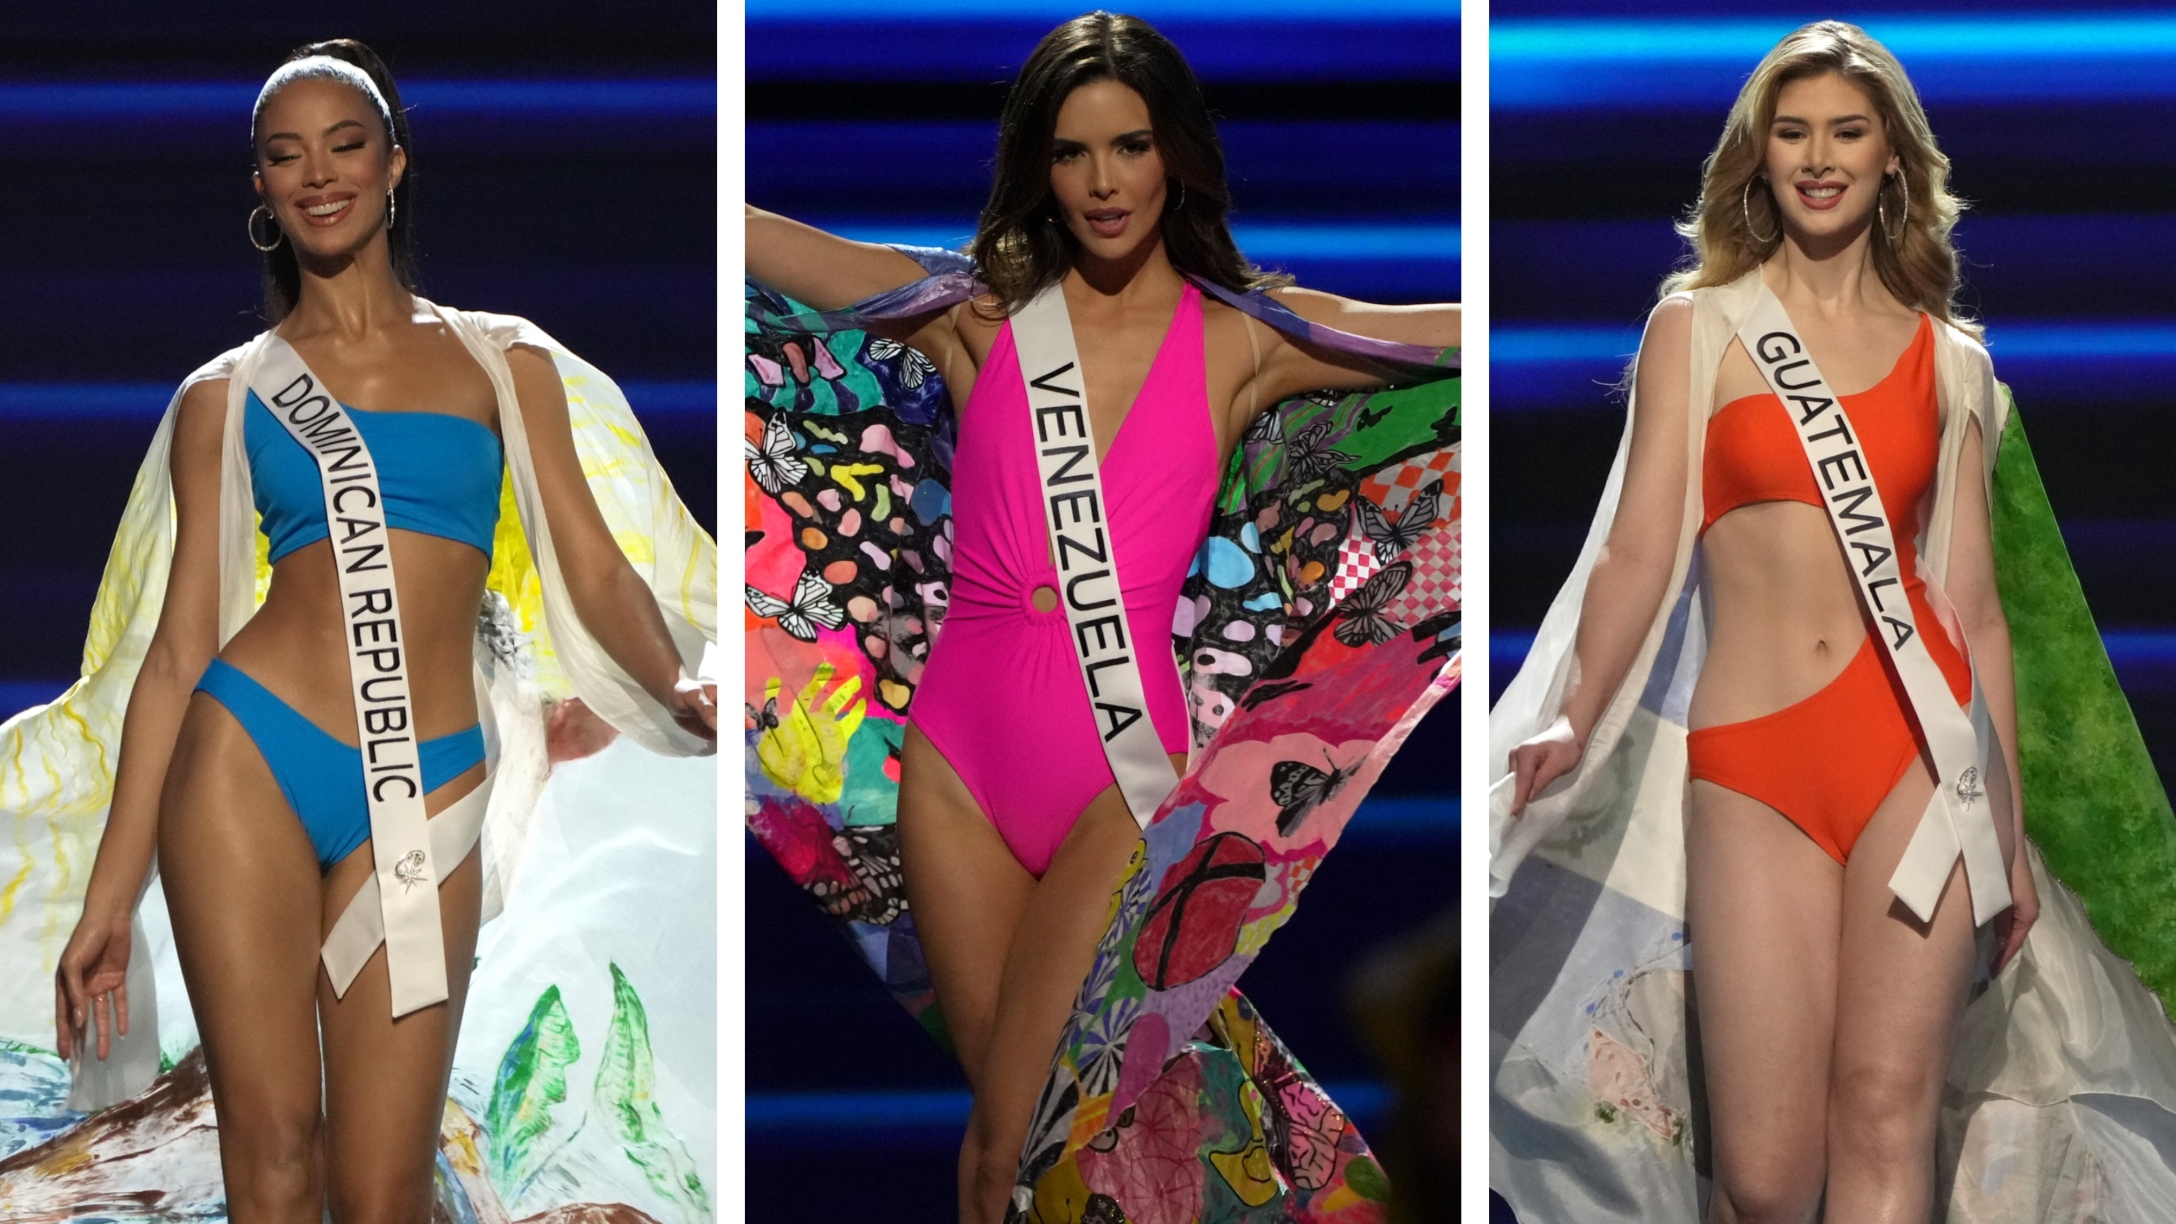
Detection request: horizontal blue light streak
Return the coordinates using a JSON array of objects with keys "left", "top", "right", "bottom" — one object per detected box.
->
[
  {"left": 746, "top": 1080, "right": 1390, "bottom": 1135},
  {"left": 0, "top": 681, "right": 72, "bottom": 722},
  {"left": 815, "top": 221, "right": 1459, "bottom": 261},
  {"left": 746, "top": 19, "right": 1457, "bottom": 80},
  {"left": 0, "top": 80, "right": 714, "bottom": 120},
  {"left": 2, "top": 382, "right": 717, "bottom": 421},
  {"left": 1495, "top": 15, "right": 2176, "bottom": 108},
  {"left": 1494, "top": 320, "right": 2176, "bottom": 409},
  {"left": 750, "top": 0, "right": 1453, "bottom": 17}
]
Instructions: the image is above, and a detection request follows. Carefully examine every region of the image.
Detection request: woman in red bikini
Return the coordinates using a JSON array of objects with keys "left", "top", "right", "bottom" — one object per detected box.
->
[
  {"left": 1503, "top": 23, "right": 2038, "bottom": 1221},
  {"left": 749, "top": 14, "right": 1457, "bottom": 1222}
]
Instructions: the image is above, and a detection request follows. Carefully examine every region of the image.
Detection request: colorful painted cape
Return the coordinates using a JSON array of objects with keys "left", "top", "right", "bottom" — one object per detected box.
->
[{"left": 745, "top": 256, "right": 1459, "bottom": 1223}]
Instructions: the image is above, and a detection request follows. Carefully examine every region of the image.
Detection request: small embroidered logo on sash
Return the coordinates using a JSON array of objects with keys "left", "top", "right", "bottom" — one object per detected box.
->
[{"left": 395, "top": 849, "right": 429, "bottom": 891}]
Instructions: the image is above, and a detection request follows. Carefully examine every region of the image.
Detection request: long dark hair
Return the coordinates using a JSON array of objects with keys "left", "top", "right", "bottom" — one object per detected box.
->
[
  {"left": 971, "top": 11, "right": 1289, "bottom": 312},
  {"left": 252, "top": 39, "right": 418, "bottom": 323}
]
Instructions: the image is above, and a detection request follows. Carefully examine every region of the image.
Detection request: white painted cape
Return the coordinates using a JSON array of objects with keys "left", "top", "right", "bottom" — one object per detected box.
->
[
  {"left": 0, "top": 299, "right": 717, "bottom": 1109},
  {"left": 1488, "top": 270, "right": 2176, "bottom": 1219}
]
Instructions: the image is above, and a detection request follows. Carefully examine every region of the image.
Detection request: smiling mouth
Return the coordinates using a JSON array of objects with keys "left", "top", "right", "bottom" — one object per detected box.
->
[
  {"left": 1795, "top": 181, "right": 1847, "bottom": 210},
  {"left": 297, "top": 196, "right": 356, "bottom": 225}
]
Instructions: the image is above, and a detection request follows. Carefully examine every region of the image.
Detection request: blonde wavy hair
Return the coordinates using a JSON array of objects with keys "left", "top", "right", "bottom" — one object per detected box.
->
[{"left": 1663, "top": 20, "right": 1979, "bottom": 339}]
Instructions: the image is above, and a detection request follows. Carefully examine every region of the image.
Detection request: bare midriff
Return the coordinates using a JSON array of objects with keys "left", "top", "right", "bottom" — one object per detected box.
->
[
  {"left": 1689, "top": 500, "right": 1874, "bottom": 732},
  {"left": 210, "top": 529, "right": 490, "bottom": 746}
]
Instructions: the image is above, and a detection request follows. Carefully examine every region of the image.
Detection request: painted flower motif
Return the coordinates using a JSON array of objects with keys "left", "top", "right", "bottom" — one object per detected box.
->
[{"left": 1586, "top": 1027, "right": 1679, "bottom": 1141}]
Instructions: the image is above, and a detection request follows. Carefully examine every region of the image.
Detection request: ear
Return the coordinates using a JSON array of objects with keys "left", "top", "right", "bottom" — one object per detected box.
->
[
  {"left": 388, "top": 143, "right": 408, "bottom": 192},
  {"left": 1887, "top": 151, "right": 1902, "bottom": 177},
  {"left": 253, "top": 171, "right": 265, "bottom": 200}
]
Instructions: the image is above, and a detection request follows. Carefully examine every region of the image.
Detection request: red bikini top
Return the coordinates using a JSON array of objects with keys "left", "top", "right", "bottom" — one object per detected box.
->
[
  {"left": 1703, "top": 312, "right": 1936, "bottom": 536},
  {"left": 1702, "top": 312, "right": 1970, "bottom": 699}
]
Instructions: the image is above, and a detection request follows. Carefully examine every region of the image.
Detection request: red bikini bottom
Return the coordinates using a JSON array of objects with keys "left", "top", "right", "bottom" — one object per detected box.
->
[{"left": 1686, "top": 637, "right": 1930, "bottom": 864}]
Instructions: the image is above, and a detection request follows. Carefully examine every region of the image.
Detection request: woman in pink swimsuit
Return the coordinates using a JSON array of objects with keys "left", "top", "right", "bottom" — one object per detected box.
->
[{"left": 747, "top": 14, "right": 1458, "bottom": 1221}]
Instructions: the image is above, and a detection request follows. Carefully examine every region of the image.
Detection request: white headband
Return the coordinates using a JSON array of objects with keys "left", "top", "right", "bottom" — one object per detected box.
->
[{"left": 252, "top": 55, "right": 397, "bottom": 145}]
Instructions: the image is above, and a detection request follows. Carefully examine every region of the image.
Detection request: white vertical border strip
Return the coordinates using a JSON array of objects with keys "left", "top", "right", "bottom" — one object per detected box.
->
[
  {"left": 1459, "top": 0, "right": 1492, "bottom": 1218},
  {"left": 717, "top": 2, "right": 748, "bottom": 1220}
]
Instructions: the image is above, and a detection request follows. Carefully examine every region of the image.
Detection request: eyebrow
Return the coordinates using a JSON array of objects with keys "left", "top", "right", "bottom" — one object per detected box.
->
[
  {"left": 1052, "top": 128, "right": 1155, "bottom": 149},
  {"left": 262, "top": 118, "right": 369, "bottom": 142},
  {"left": 1772, "top": 113, "right": 1873, "bottom": 126}
]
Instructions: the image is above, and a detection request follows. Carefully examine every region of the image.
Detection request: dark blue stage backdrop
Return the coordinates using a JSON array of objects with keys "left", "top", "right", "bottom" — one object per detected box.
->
[
  {"left": 745, "top": 2, "right": 1458, "bottom": 1217},
  {"left": 1491, "top": 3, "right": 2176, "bottom": 1220},
  {"left": 0, "top": 1, "right": 717, "bottom": 722}
]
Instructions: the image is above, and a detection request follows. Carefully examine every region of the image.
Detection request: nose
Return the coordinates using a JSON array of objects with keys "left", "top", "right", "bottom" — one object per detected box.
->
[
  {"left": 1801, "top": 132, "right": 1834, "bottom": 179},
  {"left": 302, "top": 146, "right": 338, "bottom": 189},
  {"left": 1089, "top": 152, "right": 1117, "bottom": 199}
]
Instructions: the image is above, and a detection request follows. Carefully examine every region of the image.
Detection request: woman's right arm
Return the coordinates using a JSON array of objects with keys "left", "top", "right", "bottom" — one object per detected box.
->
[
  {"left": 1508, "top": 297, "right": 1693, "bottom": 813},
  {"left": 744, "top": 205, "right": 969, "bottom": 372},
  {"left": 55, "top": 377, "right": 227, "bottom": 1060},
  {"left": 744, "top": 205, "right": 943, "bottom": 311}
]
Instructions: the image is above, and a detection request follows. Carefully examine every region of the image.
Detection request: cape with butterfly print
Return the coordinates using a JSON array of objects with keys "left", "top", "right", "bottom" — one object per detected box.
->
[{"left": 745, "top": 247, "right": 1458, "bottom": 1223}]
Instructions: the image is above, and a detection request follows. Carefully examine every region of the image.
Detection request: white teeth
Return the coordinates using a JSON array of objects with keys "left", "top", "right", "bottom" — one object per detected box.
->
[
  {"left": 303, "top": 199, "right": 352, "bottom": 217},
  {"left": 1802, "top": 186, "right": 1843, "bottom": 199}
]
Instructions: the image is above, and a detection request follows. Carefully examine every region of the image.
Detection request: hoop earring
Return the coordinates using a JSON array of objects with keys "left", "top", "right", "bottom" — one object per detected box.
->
[
  {"left": 1740, "top": 176, "right": 1777, "bottom": 245},
  {"left": 1168, "top": 179, "right": 1185, "bottom": 213},
  {"left": 1880, "top": 169, "right": 1909, "bottom": 244},
  {"left": 386, "top": 188, "right": 397, "bottom": 231},
  {"left": 248, "top": 203, "right": 284, "bottom": 252}
]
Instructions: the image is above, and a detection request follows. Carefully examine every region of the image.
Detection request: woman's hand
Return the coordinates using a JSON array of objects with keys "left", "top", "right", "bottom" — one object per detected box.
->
[
  {"left": 1992, "top": 843, "right": 2041, "bottom": 976},
  {"left": 54, "top": 904, "right": 133, "bottom": 1062},
  {"left": 1508, "top": 714, "right": 1585, "bottom": 816},
  {"left": 668, "top": 674, "right": 718, "bottom": 742}
]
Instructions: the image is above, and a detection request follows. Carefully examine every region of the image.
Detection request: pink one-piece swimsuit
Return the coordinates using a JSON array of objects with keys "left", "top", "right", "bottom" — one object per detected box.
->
[{"left": 911, "top": 281, "right": 1219, "bottom": 876}]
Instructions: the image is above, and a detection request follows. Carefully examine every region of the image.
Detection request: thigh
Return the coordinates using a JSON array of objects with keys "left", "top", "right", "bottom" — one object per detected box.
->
[
  {"left": 899, "top": 721, "right": 1037, "bottom": 1086},
  {"left": 1830, "top": 760, "right": 1977, "bottom": 1135},
  {"left": 157, "top": 697, "right": 328, "bottom": 1151},
  {"left": 975, "top": 758, "right": 1179, "bottom": 1163},
  {"left": 317, "top": 763, "right": 486, "bottom": 1219},
  {"left": 1686, "top": 780, "right": 1844, "bottom": 1184}
]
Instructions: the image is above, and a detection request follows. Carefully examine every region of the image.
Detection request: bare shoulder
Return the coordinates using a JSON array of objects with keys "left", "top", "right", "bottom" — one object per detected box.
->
[
  {"left": 1641, "top": 294, "right": 1695, "bottom": 352},
  {"left": 176, "top": 376, "right": 229, "bottom": 423}
]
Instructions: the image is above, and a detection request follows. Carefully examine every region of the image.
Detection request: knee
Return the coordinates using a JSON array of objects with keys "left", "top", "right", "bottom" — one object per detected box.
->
[
  {"left": 1709, "top": 1172, "right": 1822, "bottom": 1224},
  {"left": 968, "top": 1118, "right": 1025, "bottom": 1218},
  {"left": 330, "top": 1167, "right": 435, "bottom": 1224},
  {"left": 1828, "top": 1063, "right": 1938, "bottom": 1170},
  {"left": 1710, "top": 1141, "right": 1822, "bottom": 1224},
  {"left": 220, "top": 1110, "right": 322, "bottom": 1212}
]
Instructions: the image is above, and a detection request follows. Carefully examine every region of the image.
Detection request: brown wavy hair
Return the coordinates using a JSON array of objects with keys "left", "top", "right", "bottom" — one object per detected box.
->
[
  {"left": 970, "top": 11, "right": 1289, "bottom": 313},
  {"left": 1663, "top": 20, "right": 1978, "bottom": 339},
  {"left": 252, "top": 39, "right": 419, "bottom": 323}
]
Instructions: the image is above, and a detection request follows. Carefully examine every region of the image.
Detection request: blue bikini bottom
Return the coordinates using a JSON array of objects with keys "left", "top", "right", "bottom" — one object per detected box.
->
[{"left": 194, "top": 659, "right": 485, "bottom": 872}]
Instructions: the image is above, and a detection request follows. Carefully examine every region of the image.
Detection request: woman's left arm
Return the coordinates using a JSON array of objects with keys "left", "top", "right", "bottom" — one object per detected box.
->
[
  {"left": 1237, "top": 287, "right": 1459, "bottom": 430},
  {"left": 508, "top": 345, "right": 717, "bottom": 741},
  {"left": 1945, "top": 414, "right": 2036, "bottom": 970}
]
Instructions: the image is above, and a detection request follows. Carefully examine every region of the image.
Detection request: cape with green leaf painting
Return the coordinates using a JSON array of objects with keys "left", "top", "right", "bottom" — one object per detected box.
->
[{"left": 745, "top": 253, "right": 1458, "bottom": 1224}]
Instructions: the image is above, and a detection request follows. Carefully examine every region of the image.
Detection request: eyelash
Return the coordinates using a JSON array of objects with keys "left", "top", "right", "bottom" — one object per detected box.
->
[
  {"left": 267, "top": 140, "right": 367, "bottom": 164},
  {"left": 1052, "top": 140, "right": 1152, "bottom": 163}
]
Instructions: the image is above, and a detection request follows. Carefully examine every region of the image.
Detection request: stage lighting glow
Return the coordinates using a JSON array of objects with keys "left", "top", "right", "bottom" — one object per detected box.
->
[
  {"left": 748, "top": 0, "right": 1453, "bottom": 17},
  {"left": 1495, "top": 15, "right": 2176, "bottom": 108},
  {"left": 808, "top": 221, "right": 1460, "bottom": 261},
  {"left": 0, "top": 80, "right": 714, "bottom": 120}
]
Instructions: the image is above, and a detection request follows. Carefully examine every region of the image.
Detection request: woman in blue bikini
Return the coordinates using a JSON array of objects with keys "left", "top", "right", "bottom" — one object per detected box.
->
[{"left": 51, "top": 41, "right": 715, "bottom": 1222}]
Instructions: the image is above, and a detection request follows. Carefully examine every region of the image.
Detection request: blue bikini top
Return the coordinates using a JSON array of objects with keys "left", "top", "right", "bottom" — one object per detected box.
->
[{"left": 246, "top": 389, "right": 503, "bottom": 565}]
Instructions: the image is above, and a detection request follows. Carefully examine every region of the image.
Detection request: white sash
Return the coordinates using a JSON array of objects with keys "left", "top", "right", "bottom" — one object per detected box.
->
[
  {"left": 251, "top": 338, "right": 447, "bottom": 1015},
  {"left": 1739, "top": 288, "right": 2010, "bottom": 925},
  {"left": 1011, "top": 282, "right": 1180, "bottom": 827}
]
